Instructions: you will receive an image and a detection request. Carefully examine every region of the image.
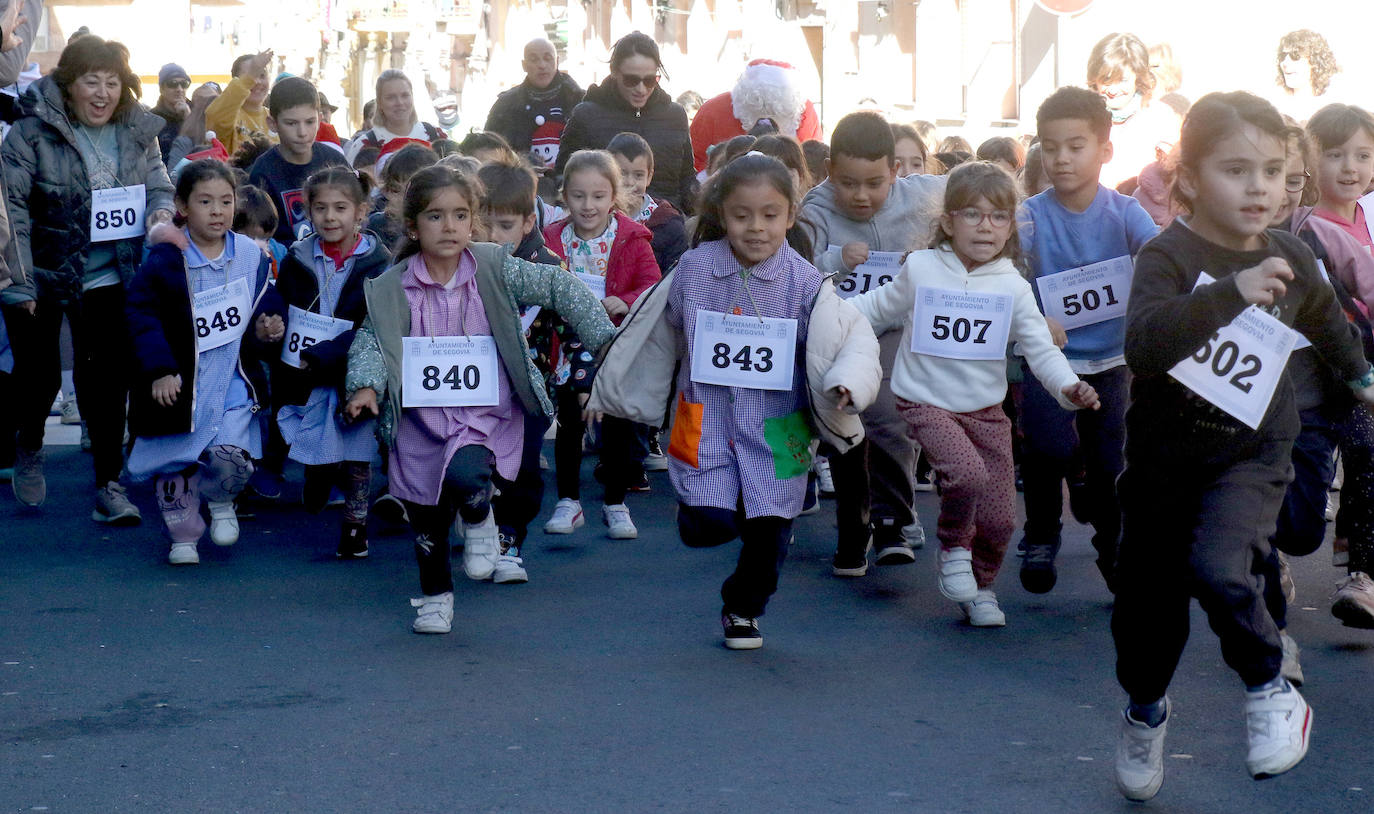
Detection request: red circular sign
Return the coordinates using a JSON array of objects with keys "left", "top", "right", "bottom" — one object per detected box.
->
[{"left": 1035, "top": 0, "right": 1096, "bottom": 14}]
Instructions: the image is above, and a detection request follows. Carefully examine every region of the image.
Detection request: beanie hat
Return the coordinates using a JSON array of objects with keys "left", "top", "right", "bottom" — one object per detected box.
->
[{"left": 158, "top": 63, "right": 191, "bottom": 87}]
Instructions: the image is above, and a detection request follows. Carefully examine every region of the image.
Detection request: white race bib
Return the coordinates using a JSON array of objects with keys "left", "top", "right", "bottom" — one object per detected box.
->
[
  {"left": 1034, "top": 255, "right": 1133, "bottom": 330},
  {"left": 193, "top": 277, "right": 252, "bottom": 353},
  {"left": 90, "top": 184, "right": 147, "bottom": 242},
  {"left": 1167, "top": 272, "right": 1300, "bottom": 430},
  {"left": 830, "top": 245, "right": 902, "bottom": 299},
  {"left": 401, "top": 336, "right": 500, "bottom": 408},
  {"left": 280, "top": 305, "right": 353, "bottom": 369},
  {"left": 574, "top": 271, "right": 607, "bottom": 301},
  {"left": 910, "top": 286, "right": 1013, "bottom": 361},
  {"left": 690, "top": 310, "right": 798, "bottom": 391}
]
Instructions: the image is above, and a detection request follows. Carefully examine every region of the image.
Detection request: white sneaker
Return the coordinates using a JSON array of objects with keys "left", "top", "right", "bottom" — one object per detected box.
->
[
  {"left": 814, "top": 456, "right": 835, "bottom": 496},
  {"left": 1115, "top": 701, "right": 1168, "bottom": 801},
  {"left": 60, "top": 397, "right": 81, "bottom": 425},
  {"left": 937, "top": 547, "right": 978, "bottom": 602},
  {"left": 543, "top": 498, "right": 584, "bottom": 534},
  {"left": 168, "top": 542, "right": 199, "bottom": 565},
  {"left": 603, "top": 503, "right": 638, "bottom": 539},
  {"left": 410, "top": 592, "right": 454, "bottom": 634},
  {"left": 493, "top": 533, "right": 529, "bottom": 584},
  {"left": 902, "top": 519, "right": 927, "bottom": 549},
  {"left": 1245, "top": 681, "right": 1311, "bottom": 778},
  {"left": 207, "top": 500, "right": 239, "bottom": 546},
  {"left": 1325, "top": 493, "right": 1337, "bottom": 521},
  {"left": 960, "top": 588, "right": 1006, "bottom": 627},
  {"left": 461, "top": 512, "right": 500, "bottom": 581}
]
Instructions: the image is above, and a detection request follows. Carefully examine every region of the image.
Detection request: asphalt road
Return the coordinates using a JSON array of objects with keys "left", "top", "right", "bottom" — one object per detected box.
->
[{"left": 3, "top": 434, "right": 1372, "bottom": 813}]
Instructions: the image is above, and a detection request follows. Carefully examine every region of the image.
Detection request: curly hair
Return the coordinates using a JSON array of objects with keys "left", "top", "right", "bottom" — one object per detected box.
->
[
  {"left": 53, "top": 36, "right": 142, "bottom": 121},
  {"left": 1276, "top": 29, "right": 1340, "bottom": 96}
]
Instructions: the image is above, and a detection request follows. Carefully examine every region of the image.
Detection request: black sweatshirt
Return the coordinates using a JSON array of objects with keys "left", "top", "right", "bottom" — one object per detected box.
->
[{"left": 1124, "top": 220, "right": 1369, "bottom": 467}]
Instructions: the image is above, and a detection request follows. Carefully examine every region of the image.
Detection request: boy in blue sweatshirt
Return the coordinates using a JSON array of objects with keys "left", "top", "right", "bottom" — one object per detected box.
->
[{"left": 1017, "top": 86, "right": 1158, "bottom": 594}]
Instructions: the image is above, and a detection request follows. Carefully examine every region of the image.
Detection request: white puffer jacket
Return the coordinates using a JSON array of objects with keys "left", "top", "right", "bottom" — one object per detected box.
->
[{"left": 588, "top": 269, "right": 882, "bottom": 453}]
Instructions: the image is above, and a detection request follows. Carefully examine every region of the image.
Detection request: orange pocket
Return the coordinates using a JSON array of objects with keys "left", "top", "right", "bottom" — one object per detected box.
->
[{"left": 667, "top": 393, "right": 704, "bottom": 468}]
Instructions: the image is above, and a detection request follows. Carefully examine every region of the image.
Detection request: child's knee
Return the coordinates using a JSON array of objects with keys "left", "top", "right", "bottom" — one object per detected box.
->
[{"left": 678, "top": 503, "right": 739, "bottom": 548}]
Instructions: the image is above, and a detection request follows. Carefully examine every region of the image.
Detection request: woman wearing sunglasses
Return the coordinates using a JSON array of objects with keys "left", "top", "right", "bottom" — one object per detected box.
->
[
  {"left": 1274, "top": 29, "right": 1344, "bottom": 125},
  {"left": 557, "top": 31, "right": 696, "bottom": 212}
]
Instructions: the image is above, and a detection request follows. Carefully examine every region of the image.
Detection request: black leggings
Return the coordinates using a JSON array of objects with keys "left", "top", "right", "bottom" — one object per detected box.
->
[
  {"left": 554, "top": 385, "right": 643, "bottom": 505},
  {"left": 404, "top": 445, "right": 500, "bottom": 596},
  {"left": 679, "top": 503, "right": 792, "bottom": 619}
]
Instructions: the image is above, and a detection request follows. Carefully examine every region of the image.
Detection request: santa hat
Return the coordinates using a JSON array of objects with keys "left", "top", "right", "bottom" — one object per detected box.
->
[
  {"left": 731, "top": 60, "right": 805, "bottom": 138},
  {"left": 375, "top": 137, "right": 432, "bottom": 175},
  {"left": 530, "top": 119, "right": 562, "bottom": 167}
]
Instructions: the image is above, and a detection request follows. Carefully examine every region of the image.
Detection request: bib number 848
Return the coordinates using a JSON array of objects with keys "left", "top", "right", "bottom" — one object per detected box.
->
[
  {"left": 422, "top": 364, "right": 481, "bottom": 391},
  {"left": 196, "top": 306, "right": 241, "bottom": 338},
  {"left": 931, "top": 315, "right": 992, "bottom": 343},
  {"left": 1191, "top": 332, "right": 1262, "bottom": 393},
  {"left": 711, "top": 342, "right": 774, "bottom": 373}
]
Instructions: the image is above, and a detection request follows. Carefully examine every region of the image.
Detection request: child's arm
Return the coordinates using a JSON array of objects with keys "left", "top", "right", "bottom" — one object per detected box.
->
[
  {"left": 205, "top": 74, "right": 253, "bottom": 142},
  {"left": 344, "top": 315, "right": 386, "bottom": 419},
  {"left": 1291, "top": 247, "right": 1373, "bottom": 387},
  {"left": 503, "top": 254, "right": 616, "bottom": 351},
  {"left": 610, "top": 232, "right": 661, "bottom": 309},
  {"left": 1123, "top": 198, "right": 1161, "bottom": 254},
  {"left": 124, "top": 248, "right": 181, "bottom": 395},
  {"left": 1012, "top": 283, "right": 1090, "bottom": 410},
  {"left": 848, "top": 252, "right": 917, "bottom": 334},
  {"left": 818, "top": 296, "right": 882, "bottom": 414},
  {"left": 245, "top": 256, "right": 285, "bottom": 350}
]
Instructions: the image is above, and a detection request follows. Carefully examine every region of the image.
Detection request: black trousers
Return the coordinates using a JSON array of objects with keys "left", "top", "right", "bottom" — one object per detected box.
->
[
  {"left": 553, "top": 385, "right": 643, "bottom": 505},
  {"left": 404, "top": 445, "right": 500, "bottom": 596},
  {"left": 679, "top": 503, "right": 791, "bottom": 619},
  {"left": 1112, "top": 444, "right": 1290, "bottom": 705},
  {"left": 492, "top": 411, "right": 551, "bottom": 547},
  {"left": 4, "top": 285, "right": 130, "bottom": 485}
]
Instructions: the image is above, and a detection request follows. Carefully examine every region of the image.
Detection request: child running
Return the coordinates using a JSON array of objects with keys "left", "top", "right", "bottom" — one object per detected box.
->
[
  {"left": 1111, "top": 92, "right": 1374, "bottom": 800},
  {"left": 589, "top": 153, "right": 881, "bottom": 649},
  {"left": 126, "top": 160, "right": 285, "bottom": 565},
  {"left": 274, "top": 167, "right": 392, "bottom": 558},
  {"left": 850, "top": 161, "right": 1100, "bottom": 627},
  {"left": 343, "top": 166, "right": 615, "bottom": 634}
]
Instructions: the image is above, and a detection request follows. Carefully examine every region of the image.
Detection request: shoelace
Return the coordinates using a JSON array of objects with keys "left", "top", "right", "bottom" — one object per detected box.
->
[{"left": 725, "top": 614, "right": 756, "bottom": 630}]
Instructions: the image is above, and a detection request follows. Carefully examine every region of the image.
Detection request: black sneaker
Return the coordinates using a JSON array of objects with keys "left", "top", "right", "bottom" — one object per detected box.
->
[
  {"left": 1019, "top": 539, "right": 1060, "bottom": 593},
  {"left": 832, "top": 534, "right": 872, "bottom": 577},
  {"left": 372, "top": 492, "right": 409, "bottom": 526},
  {"left": 722, "top": 611, "right": 763, "bottom": 650},
  {"left": 337, "top": 521, "right": 369, "bottom": 559},
  {"left": 873, "top": 517, "right": 915, "bottom": 566}
]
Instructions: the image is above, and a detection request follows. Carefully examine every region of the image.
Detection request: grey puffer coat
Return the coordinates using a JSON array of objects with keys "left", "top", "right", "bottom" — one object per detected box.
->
[{"left": 1, "top": 74, "right": 174, "bottom": 302}]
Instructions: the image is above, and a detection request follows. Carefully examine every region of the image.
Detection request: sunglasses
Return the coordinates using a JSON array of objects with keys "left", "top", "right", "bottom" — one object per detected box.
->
[
  {"left": 164, "top": 80, "right": 191, "bottom": 90},
  {"left": 1281, "top": 50, "right": 1304, "bottom": 62},
  {"left": 619, "top": 72, "right": 659, "bottom": 90}
]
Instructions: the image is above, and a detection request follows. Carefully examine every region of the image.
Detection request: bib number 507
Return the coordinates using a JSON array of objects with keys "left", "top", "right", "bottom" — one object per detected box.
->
[
  {"left": 711, "top": 342, "right": 774, "bottom": 373},
  {"left": 421, "top": 364, "right": 481, "bottom": 392},
  {"left": 196, "top": 306, "right": 241, "bottom": 338},
  {"left": 1191, "top": 332, "right": 1262, "bottom": 393},
  {"left": 931, "top": 315, "right": 992, "bottom": 343}
]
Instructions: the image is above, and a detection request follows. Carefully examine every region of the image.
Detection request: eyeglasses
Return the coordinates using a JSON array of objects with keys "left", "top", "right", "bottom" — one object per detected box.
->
[
  {"left": 1285, "top": 171, "right": 1311, "bottom": 193},
  {"left": 952, "top": 208, "right": 1013, "bottom": 228},
  {"left": 618, "top": 72, "right": 659, "bottom": 90},
  {"left": 1281, "top": 50, "right": 1304, "bottom": 62},
  {"left": 164, "top": 80, "right": 190, "bottom": 90}
]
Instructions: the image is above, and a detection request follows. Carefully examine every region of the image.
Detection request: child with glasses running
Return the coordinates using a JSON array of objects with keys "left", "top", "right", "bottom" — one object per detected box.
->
[{"left": 850, "top": 161, "right": 1100, "bottom": 627}]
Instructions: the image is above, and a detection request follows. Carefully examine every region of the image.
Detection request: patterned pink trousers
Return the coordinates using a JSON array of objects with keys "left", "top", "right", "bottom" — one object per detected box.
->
[{"left": 897, "top": 400, "right": 1017, "bottom": 588}]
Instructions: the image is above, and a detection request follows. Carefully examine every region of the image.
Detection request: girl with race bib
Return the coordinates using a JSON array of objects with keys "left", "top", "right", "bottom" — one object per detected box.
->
[
  {"left": 343, "top": 166, "right": 615, "bottom": 634},
  {"left": 540, "top": 149, "right": 661, "bottom": 540},
  {"left": 125, "top": 160, "right": 285, "bottom": 566},
  {"left": 274, "top": 167, "right": 392, "bottom": 559},
  {"left": 1108, "top": 92, "right": 1374, "bottom": 801},
  {"left": 587, "top": 153, "right": 882, "bottom": 649},
  {"left": 849, "top": 161, "right": 1099, "bottom": 628}
]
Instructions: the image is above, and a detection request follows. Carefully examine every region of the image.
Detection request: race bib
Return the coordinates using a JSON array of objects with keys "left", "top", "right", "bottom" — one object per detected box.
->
[
  {"left": 1167, "top": 272, "right": 1300, "bottom": 430},
  {"left": 1034, "top": 255, "right": 1132, "bottom": 330},
  {"left": 1359, "top": 192, "right": 1374, "bottom": 246},
  {"left": 910, "top": 286, "right": 1013, "bottom": 361},
  {"left": 193, "top": 277, "right": 251, "bottom": 353},
  {"left": 574, "top": 272, "right": 607, "bottom": 301},
  {"left": 90, "top": 184, "right": 147, "bottom": 242},
  {"left": 280, "top": 305, "right": 353, "bottom": 369},
  {"left": 830, "top": 245, "right": 902, "bottom": 298},
  {"left": 401, "top": 336, "right": 500, "bottom": 408},
  {"left": 690, "top": 310, "right": 798, "bottom": 391}
]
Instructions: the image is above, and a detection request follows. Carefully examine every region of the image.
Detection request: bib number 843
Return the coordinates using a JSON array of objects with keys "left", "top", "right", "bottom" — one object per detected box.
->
[
  {"left": 711, "top": 342, "right": 774, "bottom": 373},
  {"left": 195, "top": 306, "right": 241, "bottom": 338},
  {"left": 422, "top": 364, "right": 481, "bottom": 391},
  {"left": 931, "top": 315, "right": 992, "bottom": 343},
  {"left": 1191, "top": 332, "right": 1262, "bottom": 393}
]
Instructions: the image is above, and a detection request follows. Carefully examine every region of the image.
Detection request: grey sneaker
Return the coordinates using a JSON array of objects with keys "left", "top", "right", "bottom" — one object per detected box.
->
[
  {"left": 12, "top": 447, "right": 46, "bottom": 507},
  {"left": 1115, "top": 701, "right": 1168, "bottom": 801},
  {"left": 93, "top": 481, "right": 142, "bottom": 525},
  {"left": 1280, "top": 631, "right": 1304, "bottom": 687},
  {"left": 1332, "top": 571, "right": 1374, "bottom": 629}
]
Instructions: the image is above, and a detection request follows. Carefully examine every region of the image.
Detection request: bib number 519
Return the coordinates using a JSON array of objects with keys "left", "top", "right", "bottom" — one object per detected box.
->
[
  {"left": 422, "top": 364, "right": 481, "bottom": 391},
  {"left": 931, "top": 315, "right": 992, "bottom": 343},
  {"left": 196, "top": 306, "right": 241, "bottom": 338},
  {"left": 711, "top": 342, "right": 774, "bottom": 373},
  {"left": 1191, "top": 332, "right": 1262, "bottom": 393}
]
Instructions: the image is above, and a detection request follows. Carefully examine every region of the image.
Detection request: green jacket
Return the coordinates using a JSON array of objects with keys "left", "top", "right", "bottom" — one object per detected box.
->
[{"left": 345, "top": 242, "right": 616, "bottom": 448}]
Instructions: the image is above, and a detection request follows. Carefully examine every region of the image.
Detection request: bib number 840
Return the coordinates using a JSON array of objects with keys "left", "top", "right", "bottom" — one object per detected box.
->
[
  {"left": 421, "top": 364, "right": 481, "bottom": 391},
  {"left": 1191, "top": 332, "right": 1262, "bottom": 393},
  {"left": 711, "top": 342, "right": 774, "bottom": 373},
  {"left": 931, "top": 315, "right": 992, "bottom": 343},
  {"left": 196, "top": 306, "right": 241, "bottom": 338}
]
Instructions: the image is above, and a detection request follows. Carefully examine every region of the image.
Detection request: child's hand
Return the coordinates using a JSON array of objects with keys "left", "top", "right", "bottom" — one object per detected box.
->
[
  {"left": 147, "top": 222, "right": 188, "bottom": 250},
  {"left": 578, "top": 392, "right": 604, "bottom": 424},
  {"left": 152, "top": 374, "right": 182, "bottom": 407},
  {"left": 1063, "top": 380, "right": 1100, "bottom": 410},
  {"left": 841, "top": 242, "right": 870, "bottom": 271},
  {"left": 602, "top": 295, "right": 629, "bottom": 320},
  {"left": 834, "top": 386, "right": 853, "bottom": 410},
  {"left": 1045, "top": 316, "right": 1067, "bottom": 348},
  {"left": 255, "top": 313, "right": 285, "bottom": 343},
  {"left": 345, "top": 388, "right": 379, "bottom": 420},
  {"left": 243, "top": 49, "right": 274, "bottom": 79},
  {"left": 1234, "top": 258, "right": 1293, "bottom": 307}
]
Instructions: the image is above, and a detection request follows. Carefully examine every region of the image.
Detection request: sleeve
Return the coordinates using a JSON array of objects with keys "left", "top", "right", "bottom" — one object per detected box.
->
[
  {"left": 554, "top": 105, "right": 589, "bottom": 177},
  {"left": 1122, "top": 197, "right": 1161, "bottom": 255},
  {"left": 796, "top": 101, "right": 822, "bottom": 143},
  {"left": 1320, "top": 226, "right": 1374, "bottom": 315},
  {"left": 689, "top": 108, "right": 711, "bottom": 173},
  {"left": 503, "top": 254, "right": 616, "bottom": 351},
  {"left": 483, "top": 91, "right": 514, "bottom": 141},
  {"left": 657, "top": 217, "right": 689, "bottom": 272},
  {"left": 1124, "top": 243, "right": 1249, "bottom": 376},
  {"left": 1, "top": 122, "right": 36, "bottom": 301},
  {"left": 205, "top": 76, "right": 253, "bottom": 145},
  {"left": 141, "top": 136, "right": 174, "bottom": 219},
  {"left": 0, "top": 0, "right": 41, "bottom": 87},
  {"left": 124, "top": 254, "right": 179, "bottom": 380},
  {"left": 848, "top": 252, "right": 917, "bottom": 334},
  {"left": 241, "top": 256, "right": 284, "bottom": 358},
  {"left": 1289, "top": 241, "right": 1371, "bottom": 383},
  {"left": 675, "top": 129, "right": 697, "bottom": 214},
  {"left": 617, "top": 233, "right": 661, "bottom": 307},
  {"left": 344, "top": 315, "right": 388, "bottom": 399},
  {"left": 1011, "top": 282, "right": 1081, "bottom": 409},
  {"left": 798, "top": 203, "right": 844, "bottom": 280},
  {"left": 818, "top": 297, "right": 881, "bottom": 413}
]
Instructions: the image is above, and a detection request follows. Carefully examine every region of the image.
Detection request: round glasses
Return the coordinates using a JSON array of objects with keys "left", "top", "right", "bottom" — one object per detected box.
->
[
  {"left": 952, "top": 208, "right": 1013, "bottom": 228},
  {"left": 1284, "top": 172, "right": 1310, "bottom": 193}
]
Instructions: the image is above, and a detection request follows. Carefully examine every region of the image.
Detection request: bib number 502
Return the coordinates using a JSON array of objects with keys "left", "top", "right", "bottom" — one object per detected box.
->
[
  {"left": 1191, "top": 332, "right": 1262, "bottom": 393},
  {"left": 421, "top": 364, "right": 481, "bottom": 391},
  {"left": 711, "top": 342, "right": 774, "bottom": 373},
  {"left": 931, "top": 315, "right": 992, "bottom": 343},
  {"left": 1062, "top": 284, "right": 1120, "bottom": 316},
  {"left": 95, "top": 207, "right": 138, "bottom": 232},
  {"left": 196, "top": 306, "right": 241, "bottom": 338}
]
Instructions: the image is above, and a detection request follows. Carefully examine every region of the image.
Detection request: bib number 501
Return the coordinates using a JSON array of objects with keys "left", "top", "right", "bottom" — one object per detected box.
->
[
  {"left": 931, "top": 315, "right": 992, "bottom": 343},
  {"left": 1190, "top": 332, "right": 1262, "bottom": 393},
  {"left": 196, "top": 306, "right": 242, "bottom": 338},
  {"left": 1061, "top": 284, "right": 1120, "bottom": 316},
  {"left": 711, "top": 342, "right": 774, "bottom": 373},
  {"left": 421, "top": 364, "right": 481, "bottom": 392}
]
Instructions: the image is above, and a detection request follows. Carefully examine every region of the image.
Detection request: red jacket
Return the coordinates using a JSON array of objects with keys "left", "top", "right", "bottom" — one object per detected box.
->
[
  {"left": 542, "top": 211, "right": 661, "bottom": 324},
  {"left": 689, "top": 91, "right": 822, "bottom": 173}
]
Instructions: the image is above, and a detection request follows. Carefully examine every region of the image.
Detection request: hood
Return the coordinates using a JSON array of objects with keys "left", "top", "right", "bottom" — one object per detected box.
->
[
  {"left": 583, "top": 79, "right": 672, "bottom": 114},
  {"left": 931, "top": 245, "right": 1020, "bottom": 278},
  {"left": 21, "top": 75, "right": 166, "bottom": 144},
  {"left": 801, "top": 172, "right": 946, "bottom": 251}
]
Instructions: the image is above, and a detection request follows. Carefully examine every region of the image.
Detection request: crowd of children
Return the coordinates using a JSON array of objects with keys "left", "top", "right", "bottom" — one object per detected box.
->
[{"left": 5, "top": 24, "right": 1374, "bottom": 803}]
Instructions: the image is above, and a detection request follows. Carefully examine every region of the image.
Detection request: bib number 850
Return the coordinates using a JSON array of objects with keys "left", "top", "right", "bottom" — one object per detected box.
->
[
  {"left": 95, "top": 207, "right": 138, "bottom": 232},
  {"left": 1192, "top": 332, "right": 1262, "bottom": 393},
  {"left": 931, "top": 315, "right": 992, "bottom": 343},
  {"left": 711, "top": 342, "right": 774, "bottom": 373},
  {"left": 195, "top": 306, "right": 241, "bottom": 338},
  {"left": 421, "top": 364, "right": 481, "bottom": 391}
]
